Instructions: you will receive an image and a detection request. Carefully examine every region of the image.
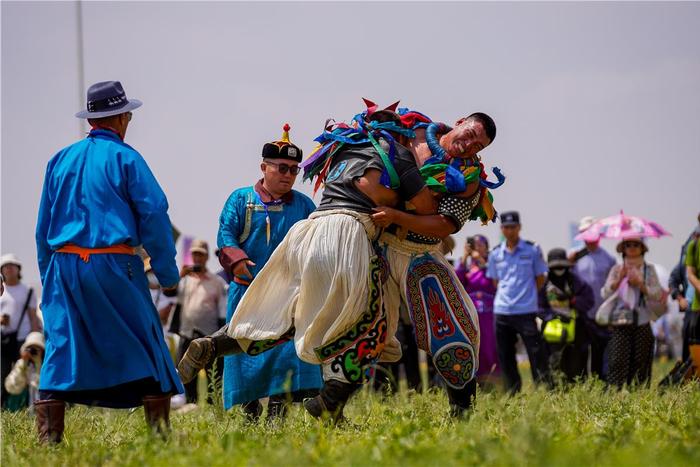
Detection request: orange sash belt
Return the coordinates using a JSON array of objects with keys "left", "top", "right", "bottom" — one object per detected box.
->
[{"left": 56, "top": 244, "right": 135, "bottom": 263}]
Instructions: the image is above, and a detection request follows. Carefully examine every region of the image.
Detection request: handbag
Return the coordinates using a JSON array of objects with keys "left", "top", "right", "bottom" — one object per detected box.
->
[
  {"left": 0, "top": 288, "right": 34, "bottom": 356},
  {"left": 595, "top": 292, "right": 619, "bottom": 326},
  {"left": 596, "top": 264, "right": 658, "bottom": 327}
]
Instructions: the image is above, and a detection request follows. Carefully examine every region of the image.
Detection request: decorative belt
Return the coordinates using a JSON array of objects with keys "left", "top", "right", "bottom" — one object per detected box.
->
[{"left": 56, "top": 244, "right": 136, "bottom": 263}]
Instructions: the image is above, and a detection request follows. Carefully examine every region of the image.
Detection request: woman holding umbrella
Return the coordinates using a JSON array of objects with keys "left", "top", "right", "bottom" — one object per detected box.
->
[
  {"left": 579, "top": 211, "right": 669, "bottom": 388},
  {"left": 601, "top": 237, "right": 664, "bottom": 388}
]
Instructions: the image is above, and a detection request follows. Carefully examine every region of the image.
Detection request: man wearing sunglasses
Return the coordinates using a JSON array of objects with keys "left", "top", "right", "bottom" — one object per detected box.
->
[{"left": 214, "top": 125, "right": 322, "bottom": 420}]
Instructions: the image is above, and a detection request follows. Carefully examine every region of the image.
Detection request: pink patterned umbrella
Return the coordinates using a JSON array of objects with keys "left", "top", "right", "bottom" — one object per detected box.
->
[{"left": 575, "top": 210, "right": 671, "bottom": 241}]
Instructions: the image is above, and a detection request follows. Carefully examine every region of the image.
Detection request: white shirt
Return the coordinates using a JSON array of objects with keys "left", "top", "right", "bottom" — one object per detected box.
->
[
  {"left": 0, "top": 283, "right": 37, "bottom": 340},
  {"left": 177, "top": 272, "right": 228, "bottom": 338}
]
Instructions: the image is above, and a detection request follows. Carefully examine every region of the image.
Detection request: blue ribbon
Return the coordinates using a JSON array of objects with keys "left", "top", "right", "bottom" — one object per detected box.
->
[
  {"left": 424, "top": 122, "right": 452, "bottom": 165},
  {"left": 480, "top": 167, "right": 506, "bottom": 189}
]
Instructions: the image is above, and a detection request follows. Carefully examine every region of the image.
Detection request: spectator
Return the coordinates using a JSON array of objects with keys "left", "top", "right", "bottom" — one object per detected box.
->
[
  {"left": 669, "top": 214, "right": 700, "bottom": 363},
  {"left": 683, "top": 221, "right": 700, "bottom": 370},
  {"left": 1, "top": 254, "right": 41, "bottom": 408},
  {"left": 570, "top": 217, "right": 617, "bottom": 380},
  {"left": 602, "top": 237, "right": 664, "bottom": 388},
  {"left": 4, "top": 331, "right": 45, "bottom": 411},
  {"left": 35, "top": 81, "right": 183, "bottom": 443},
  {"left": 486, "top": 211, "right": 551, "bottom": 394},
  {"left": 456, "top": 235, "right": 500, "bottom": 387},
  {"left": 176, "top": 239, "right": 228, "bottom": 404},
  {"left": 539, "top": 248, "right": 594, "bottom": 383},
  {"left": 210, "top": 125, "right": 322, "bottom": 421}
]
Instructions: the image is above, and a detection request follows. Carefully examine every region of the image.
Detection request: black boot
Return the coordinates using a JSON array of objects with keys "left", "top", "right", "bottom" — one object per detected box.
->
[
  {"left": 177, "top": 325, "right": 242, "bottom": 384},
  {"left": 241, "top": 399, "right": 263, "bottom": 423},
  {"left": 446, "top": 378, "right": 477, "bottom": 419},
  {"left": 266, "top": 395, "right": 289, "bottom": 422},
  {"left": 303, "top": 380, "right": 359, "bottom": 425},
  {"left": 143, "top": 394, "right": 171, "bottom": 435},
  {"left": 35, "top": 399, "right": 65, "bottom": 444}
]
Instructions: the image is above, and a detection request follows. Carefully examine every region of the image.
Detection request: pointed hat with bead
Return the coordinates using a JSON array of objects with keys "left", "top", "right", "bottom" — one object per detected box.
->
[{"left": 262, "top": 123, "right": 303, "bottom": 162}]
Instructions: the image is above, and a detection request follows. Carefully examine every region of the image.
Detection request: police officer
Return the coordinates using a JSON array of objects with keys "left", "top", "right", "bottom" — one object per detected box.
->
[{"left": 486, "top": 211, "right": 552, "bottom": 394}]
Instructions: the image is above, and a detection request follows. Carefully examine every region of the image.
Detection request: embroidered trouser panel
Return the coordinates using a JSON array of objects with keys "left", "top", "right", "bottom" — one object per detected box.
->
[
  {"left": 404, "top": 255, "right": 479, "bottom": 389},
  {"left": 379, "top": 232, "right": 480, "bottom": 391},
  {"left": 240, "top": 255, "right": 387, "bottom": 384}
]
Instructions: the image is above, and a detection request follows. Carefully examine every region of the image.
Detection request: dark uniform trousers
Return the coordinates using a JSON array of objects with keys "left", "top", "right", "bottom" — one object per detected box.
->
[{"left": 495, "top": 313, "right": 552, "bottom": 394}]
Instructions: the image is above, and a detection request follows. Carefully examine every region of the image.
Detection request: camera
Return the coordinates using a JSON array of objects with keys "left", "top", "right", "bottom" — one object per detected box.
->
[
  {"left": 191, "top": 265, "right": 204, "bottom": 273},
  {"left": 27, "top": 347, "right": 40, "bottom": 357}
]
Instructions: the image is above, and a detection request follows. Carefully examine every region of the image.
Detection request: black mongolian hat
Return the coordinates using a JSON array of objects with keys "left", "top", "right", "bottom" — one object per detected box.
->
[
  {"left": 262, "top": 124, "right": 303, "bottom": 162},
  {"left": 75, "top": 81, "right": 142, "bottom": 119}
]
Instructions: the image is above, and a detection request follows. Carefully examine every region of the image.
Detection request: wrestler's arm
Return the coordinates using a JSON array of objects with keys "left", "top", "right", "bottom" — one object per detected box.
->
[
  {"left": 373, "top": 189, "right": 478, "bottom": 239},
  {"left": 373, "top": 208, "right": 457, "bottom": 239}
]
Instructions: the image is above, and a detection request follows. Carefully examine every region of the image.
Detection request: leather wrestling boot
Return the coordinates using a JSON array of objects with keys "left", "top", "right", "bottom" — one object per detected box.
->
[
  {"left": 303, "top": 380, "right": 359, "bottom": 425},
  {"left": 446, "top": 378, "right": 477, "bottom": 419},
  {"left": 34, "top": 399, "right": 65, "bottom": 444},
  {"left": 143, "top": 394, "right": 171, "bottom": 435},
  {"left": 177, "top": 325, "right": 242, "bottom": 384}
]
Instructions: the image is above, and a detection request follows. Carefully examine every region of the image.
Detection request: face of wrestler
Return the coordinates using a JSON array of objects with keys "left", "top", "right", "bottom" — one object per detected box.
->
[
  {"left": 261, "top": 158, "right": 298, "bottom": 197},
  {"left": 442, "top": 119, "right": 491, "bottom": 159}
]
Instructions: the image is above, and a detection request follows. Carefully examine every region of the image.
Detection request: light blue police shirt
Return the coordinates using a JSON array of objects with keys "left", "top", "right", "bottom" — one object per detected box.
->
[{"left": 486, "top": 239, "right": 548, "bottom": 315}]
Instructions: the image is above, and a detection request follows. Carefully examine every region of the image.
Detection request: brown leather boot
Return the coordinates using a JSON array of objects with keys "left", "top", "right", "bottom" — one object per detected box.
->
[
  {"left": 143, "top": 394, "right": 171, "bottom": 435},
  {"left": 177, "top": 326, "right": 242, "bottom": 384},
  {"left": 34, "top": 399, "right": 65, "bottom": 444}
]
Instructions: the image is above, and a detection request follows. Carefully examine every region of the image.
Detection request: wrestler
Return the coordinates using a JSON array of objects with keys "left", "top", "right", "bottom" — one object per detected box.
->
[
  {"left": 178, "top": 107, "right": 436, "bottom": 422},
  {"left": 371, "top": 111, "right": 499, "bottom": 416}
]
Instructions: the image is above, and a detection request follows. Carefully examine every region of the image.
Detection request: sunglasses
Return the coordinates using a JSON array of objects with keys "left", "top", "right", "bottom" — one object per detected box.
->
[
  {"left": 623, "top": 241, "right": 643, "bottom": 248},
  {"left": 265, "top": 161, "right": 300, "bottom": 175}
]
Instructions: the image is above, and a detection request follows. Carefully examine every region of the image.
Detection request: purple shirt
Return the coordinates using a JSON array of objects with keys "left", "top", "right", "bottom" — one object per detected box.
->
[{"left": 573, "top": 247, "right": 617, "bottom": 320}]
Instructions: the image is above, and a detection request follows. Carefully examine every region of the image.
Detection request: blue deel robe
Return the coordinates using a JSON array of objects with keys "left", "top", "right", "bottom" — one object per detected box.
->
[
  {"left": 35, "top": 129, "right": 183, "bottom": 405},
  {"left": 218, "top": 184, "right": 322, "bottom": 408}
]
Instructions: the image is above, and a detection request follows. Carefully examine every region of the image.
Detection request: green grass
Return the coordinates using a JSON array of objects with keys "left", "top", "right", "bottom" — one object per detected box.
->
[{"left": 2, "top": 370, "right": 699, "bottom": 467}]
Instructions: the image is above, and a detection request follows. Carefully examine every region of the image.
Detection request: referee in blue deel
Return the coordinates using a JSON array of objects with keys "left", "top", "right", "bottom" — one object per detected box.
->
[{"left": 486, "top": 211, "right": 552, "bottom": 394}]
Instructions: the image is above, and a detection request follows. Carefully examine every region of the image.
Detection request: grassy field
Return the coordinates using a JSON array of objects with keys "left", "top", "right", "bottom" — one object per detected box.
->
[{"left": 2, "top": 367, "right": 699, "bottom": 467}]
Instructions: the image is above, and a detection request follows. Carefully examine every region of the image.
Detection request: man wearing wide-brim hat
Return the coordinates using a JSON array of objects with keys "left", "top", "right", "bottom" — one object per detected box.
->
[{"left": 34, "top": 81, "right": 182, "bottom": 443}]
